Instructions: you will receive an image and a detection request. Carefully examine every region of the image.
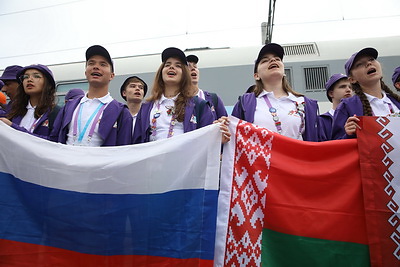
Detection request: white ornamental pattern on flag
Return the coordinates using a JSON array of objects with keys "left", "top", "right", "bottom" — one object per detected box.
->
[
  {"left": 224, "top": 120, "right": 274, "bottom": 266},
  {"left": 377, "top": 116, "right": 400, "bottom": 260}
]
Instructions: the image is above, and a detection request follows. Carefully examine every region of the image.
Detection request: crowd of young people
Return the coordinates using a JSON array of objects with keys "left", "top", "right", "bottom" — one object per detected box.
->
[{"left": 1, "top": 43, "right": 399, "bottom": 145}]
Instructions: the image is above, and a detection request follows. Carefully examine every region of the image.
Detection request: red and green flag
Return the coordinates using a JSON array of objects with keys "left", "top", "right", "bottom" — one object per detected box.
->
[{"left": 215, "top": 117, "right": 400, "bottom": 267}]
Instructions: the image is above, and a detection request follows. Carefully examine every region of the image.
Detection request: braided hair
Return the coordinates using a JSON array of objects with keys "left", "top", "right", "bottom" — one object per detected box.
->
[
  {"left": 351, "top": 82, "right": 372, "bottom": 116},
  {"left": 352, "top": 78, "right": 400, "bottom": 116}
]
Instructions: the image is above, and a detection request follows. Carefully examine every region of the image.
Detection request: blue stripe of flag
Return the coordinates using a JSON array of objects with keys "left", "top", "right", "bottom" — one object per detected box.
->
[{"left": 0, "top": 172, "right": 218, "bottom": 260}]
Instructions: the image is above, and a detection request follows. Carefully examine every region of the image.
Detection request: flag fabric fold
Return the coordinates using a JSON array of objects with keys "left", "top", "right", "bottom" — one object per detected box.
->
[{"left": 0, "top": 122, "right": 221, "bottom": 267}]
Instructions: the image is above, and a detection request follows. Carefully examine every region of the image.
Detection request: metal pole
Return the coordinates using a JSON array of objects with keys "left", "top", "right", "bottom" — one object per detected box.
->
[
  {"left": 261, "top": 22, "right": 267, "bottom": 45},
  {"left": 265, "top": 0, "right": 276, "bottom": 44}
]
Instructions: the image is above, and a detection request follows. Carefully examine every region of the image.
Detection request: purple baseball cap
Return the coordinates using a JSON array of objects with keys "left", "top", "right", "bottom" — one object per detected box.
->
[
  {"left": 65, "top": 88, "right": 85, "bottom": 101},
  {"left": 161, "top": 47, "right": 188, "bottom": 65},
  {"left": 0, "top": 65, "right": 23, "bottom": 81},
  {"left": 0, "top": 80, "right": 4, "bottom": 89},
  {"left": 392, "top": 66, "right": 400, "bottom": 86},
  {"left": 344, "top": 47, "right": 378, "bottom": 76},
  {"left": 325, "top": 73, "right": 348, "bottom": 102},
  {"left": 254, "top": 43, "right": 284, "bottom": 73},
  {"left": 86, "top": 45, "right": 114, "bottom": 72},
  {"left": 17, "top": 64, "right": 56, "bottom": 88}
]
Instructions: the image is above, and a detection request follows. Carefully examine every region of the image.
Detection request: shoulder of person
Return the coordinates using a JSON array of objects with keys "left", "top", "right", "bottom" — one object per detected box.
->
[
  {"left": 302, "top": 95, "right": 317, "bottom": 103},
  {"left": 319, "top": 112, "right": 332, "bottom": 118},
  {"left": 239, "top": 92, "right": 256, "bottom": 103},
  {"left": 341, "top": 95, "right": 360, "bottom": 105},
  {"left": 66, "top": 95, "right": 84, "bottom": 106},
  {"left": 110, "top": 99, "right": 125, "bottom": 107},
  {"left": 141, "top": 100, "right": 155, "bottom": 110},
  {"left": 192, "top": 95, "right": 209, "bottom": 105}
]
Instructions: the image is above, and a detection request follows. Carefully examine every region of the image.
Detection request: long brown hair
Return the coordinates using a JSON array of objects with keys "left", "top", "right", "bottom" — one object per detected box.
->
[
  {"left": 253, "top": 76, "right": 303, "bottom": 97},
  {"left": 7, "top": 72, "right": 56, "bottom": 120},
  {"left": 352, "top": 79, "right": 400, "bottom": 116},
  {"left": 146, "top": 59, "right": 192, "bottom": 122}
]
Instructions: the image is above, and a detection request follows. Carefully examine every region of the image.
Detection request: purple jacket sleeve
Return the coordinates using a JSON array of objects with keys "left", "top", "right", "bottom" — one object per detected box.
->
[
  {"left": 10, "top": 108, "right": 60, "bottom": 140},
  {"left": 114, "top": 105, "right": 133, "bottom": 146},
  {"left": 331, "top": 96, "right": 363, "bottom": 140}
]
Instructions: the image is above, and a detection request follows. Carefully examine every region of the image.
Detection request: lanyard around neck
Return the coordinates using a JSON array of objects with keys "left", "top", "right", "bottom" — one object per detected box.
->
[
  {"left": 151, "top": 100, "right": 176, "bottom": 140},
  {"left": 29, "top": 115, "right": 42, "bottom": 133},
  {"left": 73, "top": 102, "right": 107, "bottom": 142},
  {"left": 262, "top": 94, "right": 305, "bottom": 138},
  {"left": 263, "top": 95, "right": 282, "bottom": 133}
]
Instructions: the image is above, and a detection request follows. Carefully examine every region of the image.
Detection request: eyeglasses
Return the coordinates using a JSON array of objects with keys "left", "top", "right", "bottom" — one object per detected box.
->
[{"left": 20, "top": 73, "right": 43, "bottom": 82}]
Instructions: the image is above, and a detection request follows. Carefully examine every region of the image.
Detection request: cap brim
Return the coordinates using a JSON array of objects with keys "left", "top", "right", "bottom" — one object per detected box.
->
[
  {"left": 17, "top": 65, "right": 55, "bottom": 87},
  {"left": 356, "top": 47, "right": 378, "bottom": 60}
]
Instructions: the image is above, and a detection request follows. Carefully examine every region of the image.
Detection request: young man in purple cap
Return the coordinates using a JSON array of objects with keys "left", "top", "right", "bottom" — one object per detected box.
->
[
  {"left": 0, "top": 65, "right": 23, "bottom": 113},
  {"left": 186, "top": 54, "right": 227, "bottom": 120},
  {"left": 50, "top": 45, "right": 132, "bottom": 146},
  {"left": 318, "top": 73, "right": 352, "bottom": 141},
  {"left": 392, "top": 66, "right": 400, "bottom": 91},
  {"left": 120, "top": 75, "right": 147, "bottom": 133}
]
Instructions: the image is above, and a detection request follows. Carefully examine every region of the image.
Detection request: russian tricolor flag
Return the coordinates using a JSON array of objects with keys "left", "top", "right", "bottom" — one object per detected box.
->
[{"left": 0, "top": 122, "right": 221, "bottom": 266}]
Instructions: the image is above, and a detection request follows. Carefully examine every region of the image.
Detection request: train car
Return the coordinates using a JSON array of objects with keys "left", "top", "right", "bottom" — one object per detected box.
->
[{"left": 9, "top": 35, "right": 400, "bottom": 113}]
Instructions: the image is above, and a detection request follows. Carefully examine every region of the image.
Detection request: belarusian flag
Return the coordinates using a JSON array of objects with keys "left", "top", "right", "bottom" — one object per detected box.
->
[{"left": 215, "top": 116, "right": 399, "bottom": 266}]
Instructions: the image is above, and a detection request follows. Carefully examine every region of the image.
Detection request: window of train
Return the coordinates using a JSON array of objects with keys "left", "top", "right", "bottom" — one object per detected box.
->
[
  {"left": 303, "top": 66, "right": 329, "bottom": 92},
  {"left": 56, "top": 81, "right": 88, "bottom": 105},
  {"left": 284, "top": 68, "right": 293, "bottom": 87}
]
